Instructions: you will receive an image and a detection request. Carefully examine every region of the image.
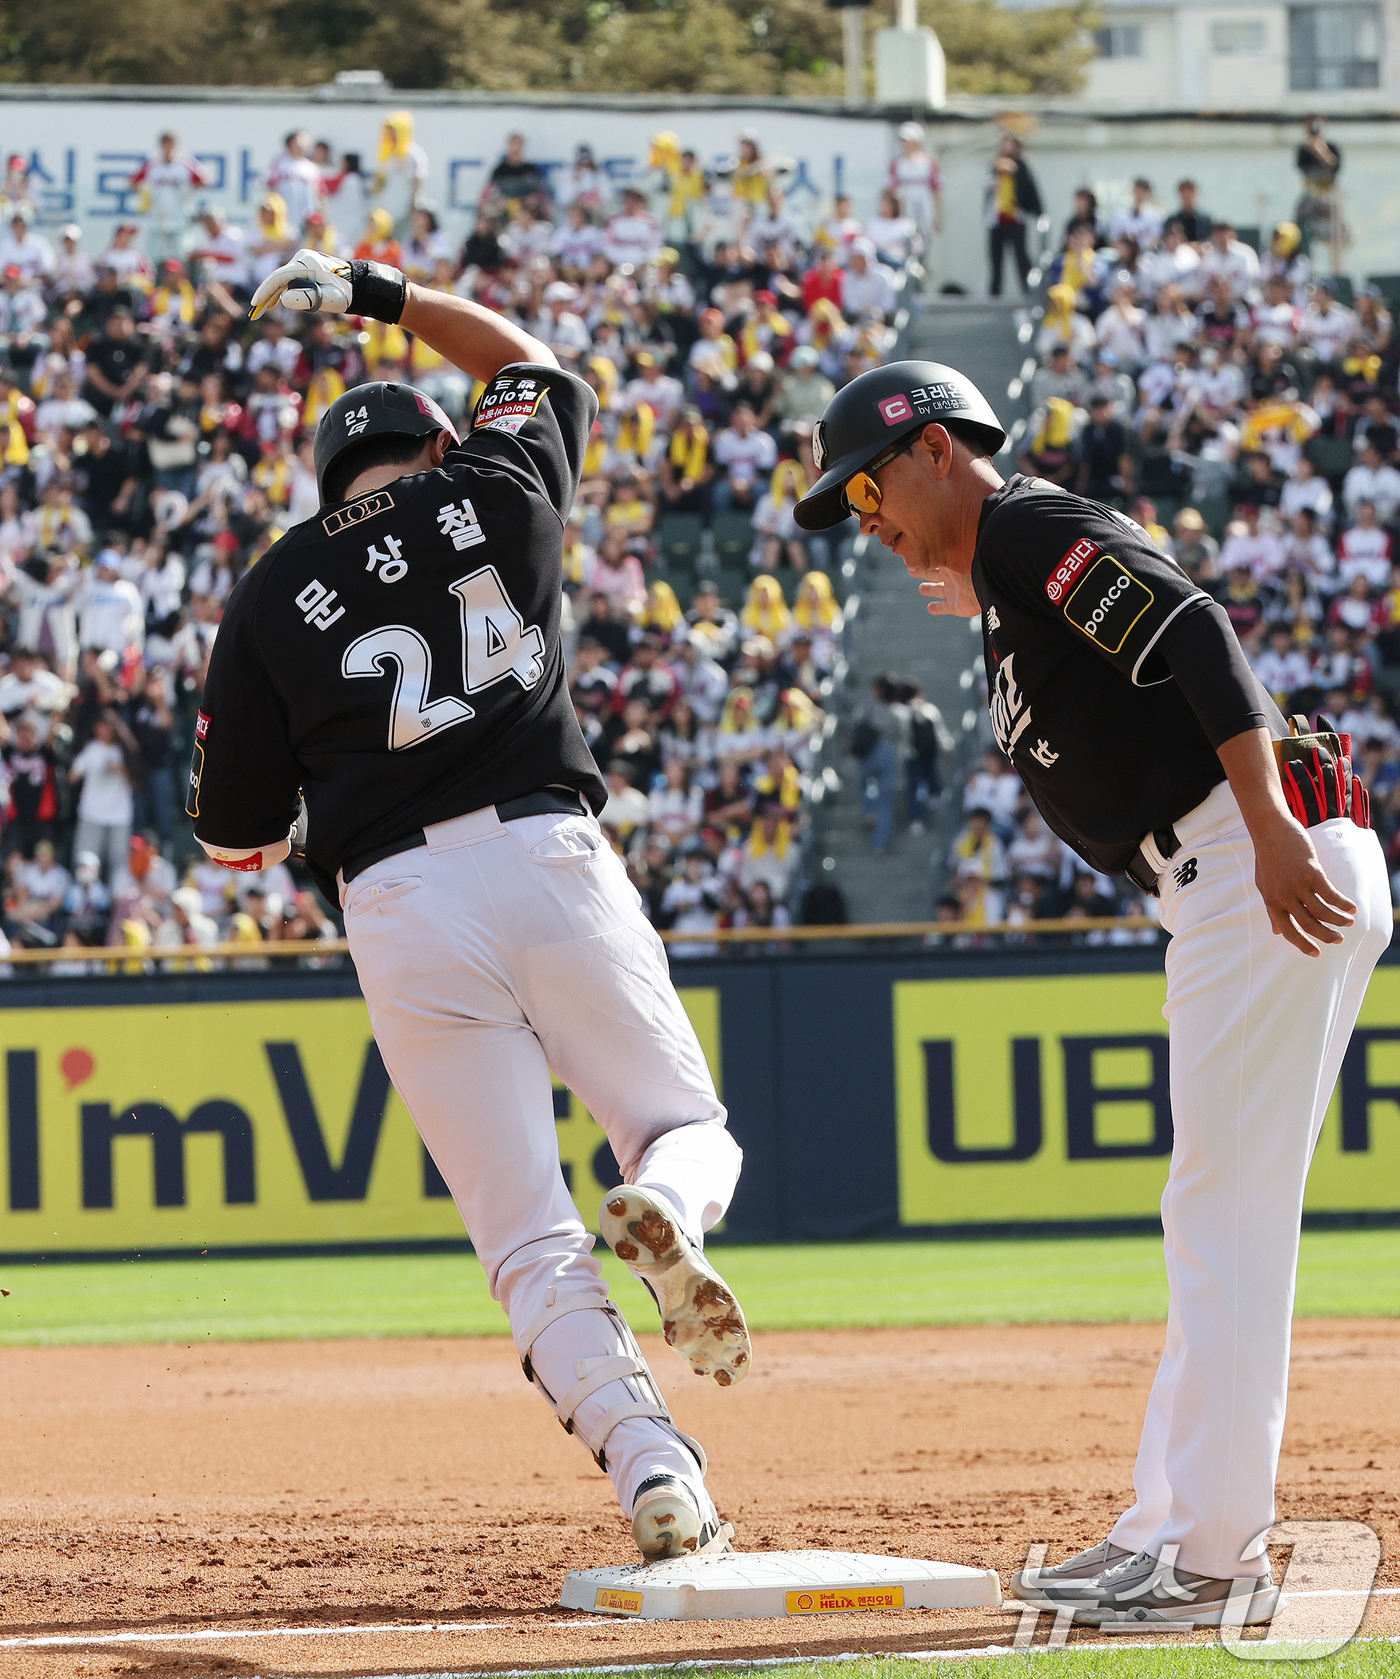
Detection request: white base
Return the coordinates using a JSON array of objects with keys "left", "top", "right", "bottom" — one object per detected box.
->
[{"left": 560, "top": 1549, "right": 1003, "bottom": 1621}]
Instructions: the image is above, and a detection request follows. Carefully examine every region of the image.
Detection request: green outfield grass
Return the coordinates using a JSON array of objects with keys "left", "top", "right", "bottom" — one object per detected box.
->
[
  {"left": 601, "top": 1646, "right": 1396, "bottom": 1678},
  {"left": 1, "top": 1229, "right": 1396, "bottom": 1347}
]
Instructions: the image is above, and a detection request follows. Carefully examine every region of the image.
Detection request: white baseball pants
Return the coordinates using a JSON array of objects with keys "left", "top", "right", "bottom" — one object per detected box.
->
[
  {"left": 342, "top": 805, "right": 742, "bottom": 1517},
  {"left": 1109, "top": 779, "right": 1391, "bottom": 1579}
]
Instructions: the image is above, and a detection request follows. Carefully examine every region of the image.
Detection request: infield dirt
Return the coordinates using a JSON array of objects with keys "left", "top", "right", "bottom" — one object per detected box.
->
[{"left": 2, "top": 1320, "right": 1397, "bottom": 1677}]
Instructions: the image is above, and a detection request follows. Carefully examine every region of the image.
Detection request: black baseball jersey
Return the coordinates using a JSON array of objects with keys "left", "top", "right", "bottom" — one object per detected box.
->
[
  {"left": 973, "top": 476, "right": 1283, "bottom": 875},
  {"left": 188, "top": 363, "right": 606, "bottom": 891}
]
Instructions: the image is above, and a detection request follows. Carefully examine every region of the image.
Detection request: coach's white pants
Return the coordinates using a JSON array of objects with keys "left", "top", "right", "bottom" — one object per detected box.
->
[
  {"left": 1109, "top": 780, "right": 1390, "bottom": 1579},
  {"left": 343, "top": 805, "right": 741, "bottom": 1518}
]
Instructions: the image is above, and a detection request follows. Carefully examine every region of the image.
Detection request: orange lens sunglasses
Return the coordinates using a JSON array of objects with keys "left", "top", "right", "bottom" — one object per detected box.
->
[{"left": 843, "top": 432, "right": 920, "bottom": 515}]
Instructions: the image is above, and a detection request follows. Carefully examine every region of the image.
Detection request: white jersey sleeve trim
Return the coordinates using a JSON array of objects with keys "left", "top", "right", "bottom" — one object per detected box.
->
[{"left": 1130, "top": 592, "right": 1212, "bottom": 688}]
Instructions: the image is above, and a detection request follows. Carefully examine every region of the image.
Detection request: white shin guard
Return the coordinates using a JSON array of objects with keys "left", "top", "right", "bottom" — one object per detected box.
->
[{"left": 518, "top": 1286, "right": 706, "bottom": 1482}]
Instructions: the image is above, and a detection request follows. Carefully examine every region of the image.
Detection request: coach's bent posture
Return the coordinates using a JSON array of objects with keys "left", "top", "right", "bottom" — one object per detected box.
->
[
  {"left": 796, "top": 361, "right": 1389, "bottom": 1629},
  {"left": 188, "top": 249, "right": 749, "bottom": 1562}
]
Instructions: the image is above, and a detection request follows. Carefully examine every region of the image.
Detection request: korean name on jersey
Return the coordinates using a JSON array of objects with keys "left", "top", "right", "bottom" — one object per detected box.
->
[{"left": 188, "top": 366, "right": 607, "bottom": 892}]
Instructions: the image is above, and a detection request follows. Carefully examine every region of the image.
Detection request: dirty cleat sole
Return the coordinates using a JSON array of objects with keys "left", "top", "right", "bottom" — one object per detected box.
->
[
  {"left": 599, "top": 1187, "right": 751, "bottom": 1386},
  {"left": 631, "top": 1474, "right": 734, "bottom": 1562}
]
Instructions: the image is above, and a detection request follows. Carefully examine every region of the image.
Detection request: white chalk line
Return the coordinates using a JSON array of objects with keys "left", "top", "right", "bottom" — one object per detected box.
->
[
  {"left": 1, "top": 1588, "right": 1396, "bottom": 1653},
  {"left": 0, "top": 1618, "right": 607, "bottom": 1649},
  {"left": 327, "top": 1638, "right": 1400, "bottom": 1679}
]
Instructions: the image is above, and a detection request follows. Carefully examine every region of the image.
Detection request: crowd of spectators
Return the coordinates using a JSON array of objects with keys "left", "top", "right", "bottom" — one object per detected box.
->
[
  {"left": 574, "top": 569, "right": 842, "bottom": 952},
  {"left": 0, "top": 114, "right": 928, "bottom": 967},
  {"left": 980, "top": 168, "right": 1400, "bottom": 923}
]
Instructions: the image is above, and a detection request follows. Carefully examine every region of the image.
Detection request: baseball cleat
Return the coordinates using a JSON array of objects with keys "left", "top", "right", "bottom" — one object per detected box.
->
[
  {"left": 1008, "top": 1538, "right": 1134, "bottom": 1602},
  {"left": 1017, "top": 1548, "right": 1281, "bottom": 1629},
  {"left": 631, "top": 1474, "right": 734, "bottom": 1563},
  {"left": 599, "top": 1187, "right": 750, "bottom": 1386}
]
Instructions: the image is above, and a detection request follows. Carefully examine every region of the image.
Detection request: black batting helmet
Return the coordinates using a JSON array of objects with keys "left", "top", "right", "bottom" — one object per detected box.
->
[
  {"left": 793, "top": 359, "right": 1006, "bottom": 531},
  {"left": 313, "top": 381, "right": 459, "bottom": 502}
]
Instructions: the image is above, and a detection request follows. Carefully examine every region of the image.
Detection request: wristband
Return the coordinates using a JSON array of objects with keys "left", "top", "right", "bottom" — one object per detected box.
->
[{"left": 348, "top": 259, "right": 407, "bottom": 325}]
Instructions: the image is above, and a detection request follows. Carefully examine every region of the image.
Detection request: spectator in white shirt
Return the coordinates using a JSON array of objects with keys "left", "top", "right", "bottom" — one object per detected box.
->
[
  {"left": 34, "top": 371, "right": 96, "bottom": 437},
  {"left": 1251, "top": 276, "right": 1302, "bottom": 350},
  {"left": 711, "top": 403, "right": 777, "bottom": 513},
  {"left": 77, "top": 554, "right": 144, "bottom": 654},
  {"left": 1280, "top": 508, "right": 1336, "bottom": 588},
  {"left": 962, "top": 749, "right": 1022, "bottom": 831},
  {"left": 1108, "top": 178, "right": 1164, "bottom": 250},
  {"left": 0, "top": 209, "right": 53, "bottom": 284},
  {"left": 865, "top": 189, "right": 917, "bottom": 268},
  {"left": 1279, "top": 454, "right": 1334, "bottom": 527},
  {"left": 535, "top": 281, "right": 592, "bottom": 364},
  {"left": 0, "top": 648, "right": 69, "bottom": 729},
  {"left": 839, "top": 239, "right": 897, "bottom": 318},
  {"left": 621, "top": 351, "right": 684, "bottom": 431},
  {"left": 99, "top": 223, "right": 154, "bottom": 289},
  {"left": 1300, "top": 280, "right": 1358, "bottom": 364},
  {"left": 18, "top": 839, "right": 71, "bottom": 918},
  {"left": 265, "top": 130, "right": 322, "bottom": 232},
  {"left": 1194, "top": 219, "right": 1259, "bottom": 299},
  {"left": 604, "top": 188, "right": 661, "bottom": 268},
  {"left": 246, "top": 316, "right": 302, "bottom": 381},
  {"left": 1094, "top": 277, "right": 1148, "bottom": 370},
  {"left": 189, "top": 207, "right": 249, "bottom": 291},
  {"left": 1253, "top": 627, "right": 1315, "bottom": 700},
  {"left": 550, "top": 204, "right": 605, "bottom": 276},
  {"left": 1342, "top": 431, "right": 1400, "bottom": 523},
  {"left": 129, "top": 132, "right": 209, "bottom": 264},
  {"left": 0, "top": 267, "right": 49, "bottom": 339},
  {"left": 1137, "top": 220, "right": 1200, "bottom": 299},
  {"left": 69, "top": 713, "right": 134, "bottom": 879},
  {"left": 1219, "top": 514, "right": 1285, "bottom": 583},
  {"left": 51, "top": 224, "right": 95, "bottom": 296},
  {"left": 1337, "top": 500, "right": 1395, "bottom": 588}
]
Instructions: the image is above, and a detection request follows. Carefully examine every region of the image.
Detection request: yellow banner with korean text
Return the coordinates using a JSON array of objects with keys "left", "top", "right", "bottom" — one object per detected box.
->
[
  {"left": 0, "top": 990, "right": 721, "bottom": 1255},
  {"left": 894, "top": 968, "right": 1400, "bottom": 1225}
]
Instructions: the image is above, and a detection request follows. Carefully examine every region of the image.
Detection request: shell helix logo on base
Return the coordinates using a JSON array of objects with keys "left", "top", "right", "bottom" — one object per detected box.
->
[
  {"left": 786, "top": 1586, "right": 905, "bottom": 1613},
  {"left": 594, "top": 1586, "right": 645, "bottom": 1614}
]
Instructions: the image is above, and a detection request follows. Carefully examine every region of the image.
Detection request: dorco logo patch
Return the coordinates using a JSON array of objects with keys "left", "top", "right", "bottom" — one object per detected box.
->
[
  {"left": 323, "top": 489, "right": 395, "bottom": 536},
  {"left": 1045, "top": 537, "right": 1100, "bottom": 603},
  {"left": 878, "top": 393, "right": 913, "bottom": 426},
  {"left": 1062, "top": 555, "right": 1154, "bottom": 654}
]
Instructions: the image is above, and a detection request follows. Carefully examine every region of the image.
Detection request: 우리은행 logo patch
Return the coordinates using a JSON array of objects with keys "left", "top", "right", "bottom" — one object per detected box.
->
[{"left": 1045, "top": 537, "right": 1100, "bottom": 603}]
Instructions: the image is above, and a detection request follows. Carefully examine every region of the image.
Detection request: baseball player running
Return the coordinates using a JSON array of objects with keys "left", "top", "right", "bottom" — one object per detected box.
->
[
  {"left": 795, "top": 360, "right": 1390, "bottom": 1629},
  {"left": 187, "top": 248, "right": 750, "bottom": 1561}
]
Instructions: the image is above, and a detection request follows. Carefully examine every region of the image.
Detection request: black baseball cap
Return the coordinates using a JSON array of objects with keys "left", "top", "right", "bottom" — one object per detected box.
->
[
  {"left": 794, "top": 359, "right": 1005, "bottom": 531},
  {"left": 313, "top": 381, "right": 459, "bottom": 502}
]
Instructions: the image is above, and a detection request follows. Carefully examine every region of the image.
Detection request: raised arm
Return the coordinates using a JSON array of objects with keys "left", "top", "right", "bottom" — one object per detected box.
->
[
  {"left": 249, "top": 247, "right": 558, "bottom": 382},
  {"left": 399, "top": 285, "right": 558, "bottom": 380}
]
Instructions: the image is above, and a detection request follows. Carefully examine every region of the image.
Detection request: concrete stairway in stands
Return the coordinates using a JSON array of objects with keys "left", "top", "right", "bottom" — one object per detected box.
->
[{"left": 814, "top": 296, "right": 1031, "bottom": 924}]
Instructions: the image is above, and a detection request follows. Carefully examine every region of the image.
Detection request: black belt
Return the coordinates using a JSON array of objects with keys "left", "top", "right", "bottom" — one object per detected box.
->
[
  {"left": 339, "top": 789, "right": 589, "bottom": 887},
  {"left": 1124, "top": 824, "right": 1181, "bottom": 898}
]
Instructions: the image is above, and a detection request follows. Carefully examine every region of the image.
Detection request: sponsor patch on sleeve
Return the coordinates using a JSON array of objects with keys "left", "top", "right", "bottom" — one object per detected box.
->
[
  {"left": 1045, "top": 537, "right": 1100, "bottom": 603},
  {"left": 185, "top": 714, "right": 209, "bottom": 819},
  {"left": 474, "top": 374, "right": 548, "bottom": 436},
  {"left": 1062, "top": 554, "right": 1154, "bottom": 654}
]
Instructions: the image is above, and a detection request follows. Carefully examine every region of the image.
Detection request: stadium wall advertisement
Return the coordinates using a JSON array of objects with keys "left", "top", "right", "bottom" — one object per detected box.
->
[
  {"left": 2, "top": 947, "right": 1398, "bottom": 1257},
  {"left": 0, "top": 89, "right": 1395, "bottom": 298}
]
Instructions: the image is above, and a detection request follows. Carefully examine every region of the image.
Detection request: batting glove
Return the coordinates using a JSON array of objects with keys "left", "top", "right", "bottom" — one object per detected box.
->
[{"left": 248, "top": 248, "right": 407, "bottom": 324}]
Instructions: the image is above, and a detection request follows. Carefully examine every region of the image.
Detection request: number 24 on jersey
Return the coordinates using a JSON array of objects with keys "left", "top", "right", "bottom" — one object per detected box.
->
[{"left": 342, "top": 564, "right": 546, "bottom": 752}]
